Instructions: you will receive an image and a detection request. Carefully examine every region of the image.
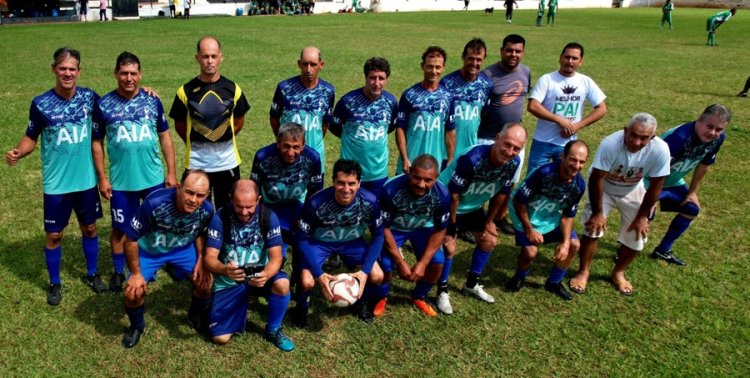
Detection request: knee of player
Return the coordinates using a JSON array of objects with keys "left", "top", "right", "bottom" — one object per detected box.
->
[
  {"left": 522, "top": 246, "right": 538, "bottom": 260},
  {"left": 478, "top": 236, "right": 497, "bottom": 252},
  {"left": 271, "top": 278, "right": 290, "bottom": 295},
  {"left": 80, "top": 223, "right": 97, "bottom": 237},
  {"left": 300, "top": 272, "right": 315, "bottom": 290},
  {"left": 368, "top": 269, "right": 384, "bottom": 284},
  {"left": 680, "top": 202, "right": 701, "bottom": 218},
  {"left": 569, "top": 238, "right": 581, "bottom": 253},
  {"left": 45, "top": 231, "right": 64, "bottom": 246},
  {"left": 212, "top": 334, "right": 232, "bottom": 345}
]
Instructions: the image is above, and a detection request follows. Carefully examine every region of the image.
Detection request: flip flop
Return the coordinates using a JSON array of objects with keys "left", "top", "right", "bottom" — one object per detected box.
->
[
  {"left": 568, "top": 277, "right": 587, "bottom": 294},
  {"left": 612, "top": 278, "right": 633, "bottom": 297}
]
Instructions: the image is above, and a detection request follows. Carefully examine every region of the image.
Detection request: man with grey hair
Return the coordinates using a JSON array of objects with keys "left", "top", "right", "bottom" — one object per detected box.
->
[{"left": 570, "top": 113, "right": 670, "bottom": 296}]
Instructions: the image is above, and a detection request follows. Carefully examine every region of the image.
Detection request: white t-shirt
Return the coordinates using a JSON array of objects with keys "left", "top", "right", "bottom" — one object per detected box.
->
[
  {"left": 590, "top": 130, "right": 670, "bottom": 197},
  {"left": 529, "top": 71, "right": 606, "bottom": 146}
]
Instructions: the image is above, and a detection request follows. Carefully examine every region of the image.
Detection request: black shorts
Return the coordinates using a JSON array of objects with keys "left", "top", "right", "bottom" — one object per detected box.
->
[{"left": 456, "top": 208, "right": 488, "bottom": 234}]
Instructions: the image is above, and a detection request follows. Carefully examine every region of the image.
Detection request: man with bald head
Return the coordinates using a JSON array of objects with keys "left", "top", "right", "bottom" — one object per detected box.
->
[
  {"left": 170, "top": 36, "right": 250, "bottom": 210},
  {"left": 270, "top": 46, "right": 335, "bottom": 174}
]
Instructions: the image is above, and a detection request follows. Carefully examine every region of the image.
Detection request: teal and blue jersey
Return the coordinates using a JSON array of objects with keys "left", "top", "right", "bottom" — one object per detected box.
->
[
  {"left": 329, "top": 88, "right": 398, "bottom": 181},
  {"left": 439, "top": 144, "right": 519, "bottom": 214},
  {"left": 269, "top": 76, "right": 335, "bottom": 169},
  {"left": 250, "top": 143, "right": 323, "bottom": 205},
  {"left": 509, "top": 161, "right": 585, "bottom": 234},
  {"left": 124, "top": 187, "right": 214, "bottom": 255},
  {"left": 659, "top": 121, "right": 725, "bottom": 188},
  {"left": 441, "top": 70, "right": 492, "bottom": 155},
  {"left": 93, "top": 89, "right": 169, "bottom": 191},
  {"left": 380, "top": 174, "right": 451, "bottom": 233},
  {"left": 397, "top": 83, "right": 455, "bottom": 165},
  {"left": 206, "top": 206, "right": 283, "bottom": 292},
  {"left": 25, "top": 87, "right": 99, "bottom": 195}
]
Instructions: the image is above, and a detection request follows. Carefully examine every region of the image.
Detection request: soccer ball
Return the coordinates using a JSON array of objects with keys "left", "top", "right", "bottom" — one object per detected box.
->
[{"left": 329, "top": 273, "right": 361, "bottom": 307}]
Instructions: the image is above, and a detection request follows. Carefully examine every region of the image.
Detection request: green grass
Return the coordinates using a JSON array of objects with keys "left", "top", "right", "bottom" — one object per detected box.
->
[{"left": 1, "top": 8, "right": 749, "bottom": 376}]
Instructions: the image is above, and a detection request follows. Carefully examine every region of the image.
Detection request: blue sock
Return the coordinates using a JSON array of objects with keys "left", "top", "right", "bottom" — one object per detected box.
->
[
  {"left": 112, "top": 252, "right": 126, "bottom": 274},
  {"left": 81, "top": 235, "right": 99, "bottom": 276},
  {"left": 266, "top": 292, "right": 290, "bottom": 332},
  {"left": 548, "top": 266, "right": 567, "bottom": 284},
  {"left": 411, "top": 280, "right": 433, "bottom": 299},
  {"left": 469, "top": 247, "right": 491, "bottom": 275},
  {"left": 376, "top": 281, "right": 391, "bottom": 299},
  {"left": 439, "top": 257, "right": 453, "bottom": 285},
  {"left": 515, "top": 268, "right": 530, "bottom": 279},
  {"left": 125, "top": 305, "right": 146, "bottom": 330},
  {"left": 45, "top": 246, "right": 62, "bottom": 285},
  {"left": 295, "top": 289, "right": 311, "bottom": 309},
  {"left": 656, "top": 214, "right": 693, "bottom": 252}
]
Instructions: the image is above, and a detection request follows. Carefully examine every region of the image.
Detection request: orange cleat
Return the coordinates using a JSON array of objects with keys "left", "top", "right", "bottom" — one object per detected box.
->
[
  {"left": 410, "top": 297, "right": 438, "bottom": 318},
  {"left": 373, "top": 297, "right": 388, "bottom": 318}
]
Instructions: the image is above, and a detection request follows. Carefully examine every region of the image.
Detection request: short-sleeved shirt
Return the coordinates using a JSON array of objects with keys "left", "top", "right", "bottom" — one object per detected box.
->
[
  {"left": 441, "top": 70, "right": 492, "bottom": 155},
  {"left": 93, "top": 89, "right": 169, "bottom": 191},
  {"left": 590, "top": 130, "right": 670, "bottom": 197},
  {"left": 478, "top": 63, "right": 531, "bottom": 140},
  {"left": 510, "top": 161, "right": 585, "bottom": 234},
  {"left": 124, "top": 187, "right": 214, "bottom": 255},
  {"left": 529, "top": 71, "right": 606, "bottom": 146},
  {"left": 397, "top": 83, "right": 455, "bottom": 165},
  {"left": 250, "top": 143, "right": 323, "bottom": 205},
  {"left": 380, "top": 174, "right": 451, "bottom": 232},
  {"left": 269, "top": 76, "right": 335, "bottom": 170},
  {"left": 439, "top": 144, "right": 519, "bottom": 214},
  {"left": 25, "top": 87, "right": 99, "bottom": 195},
  {"left": 659, "top": 121, "right": 725, "bottom": 188},
  {"left": 296, "top": 187, "right": 383, "bottom": 244},
  {"left": 206, "top": 206, "right": 283, "bottom": 292},
  {"left": 329, "top": 88, "right": 398, "bottom": 181},
  {"left": 169, "top": 76, "right": 250, "bottom": 172}
]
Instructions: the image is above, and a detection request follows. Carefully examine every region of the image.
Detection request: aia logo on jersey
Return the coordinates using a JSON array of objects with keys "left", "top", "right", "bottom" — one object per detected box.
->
[{"left": 130, "top": 218, "right": 143, "bottom": 230}]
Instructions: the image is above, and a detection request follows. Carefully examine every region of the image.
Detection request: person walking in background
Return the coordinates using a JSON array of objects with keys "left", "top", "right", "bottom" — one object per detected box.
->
[{"left": 660, "top": 0, "right": 674, "bottom": 29}]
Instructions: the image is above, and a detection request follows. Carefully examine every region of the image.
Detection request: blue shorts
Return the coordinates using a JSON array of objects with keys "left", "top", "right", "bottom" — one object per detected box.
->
[
  {"left": 300, "top": 239, "right": 368, "bottom": 272},
  {"left": 208, "top": 271, "right": 289, "bottom": 337},
  {"left": 514, "top": 227, "right": 578, "bottom": 247},
  {"left": 456, "top": 208, "right": 489, "bottom": 233},
  {"left": 527, "top": 140, "right": 564, "bottom": 177},
  {"left": 658, "top": 185, "right": 689, "bottom": 213},
  {"left": 137, "top": 243, "right": 197, "bottom": 282},
  {"left": 110, "top": 184, "right": 162, "bottom": 232},
  {"left": 361, "top": 177, "right": 388, "bottom": 199},
  {"left": 43, "top": 186, "right": 103, "bottom": 233},
  {"left": 380, "top": 228, "right": 445, "bottom": 274},
  {"left": 266, "top": 201, "right": 303, "bottom": 233}
]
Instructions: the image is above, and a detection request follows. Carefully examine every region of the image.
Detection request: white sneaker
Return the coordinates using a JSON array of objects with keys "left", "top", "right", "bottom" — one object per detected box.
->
[
  {"left": 436, "top": 292, "right": 453, "bottom": 315},
  {"left": 462, "top": 284, "right": 495, "bottom": 303}
]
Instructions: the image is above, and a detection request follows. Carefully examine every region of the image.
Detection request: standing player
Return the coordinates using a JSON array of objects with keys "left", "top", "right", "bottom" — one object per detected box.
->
[
  {"left": 527, "top": 42, "right": 607, "bottom": 176},
  {"left": 706, "top": 7, "right": 737, "bottom": 46},
  {"left": 441, "top": 38, "right": 492, "bottom": 156},
  {"left": 650, "top": 104, "right": 729, "bottom": 266},
  {"left": 436, "top": 124, "right": 527, "bottom": 314},
  {"left": 396, "top": 46, "right": 456, "bottom": 174},
  {"left": 506, "top": 140, "right": 588, "bottom": 300},
  {"left": 570, "top": 114, "right": 670, "bottom": 296},
  {"left": 92, "top": 51, "right": 178, "bottom": 292},
  {"left": 504, "top": 0, "right": 518, "bottom": 24},
  {"left": 329, "top": 57, "right": 398, "bottom": 198},
  {"left": 547, "top": 0, "right": 558, "bottom": 26},
  {"left": 376, "top": 155, "right": 451, "bottom": 318},
  {"left": 269, "top": 46, "right": 335, "bottom": 174},
  {"left": 204, "top": 179, "right": 295, "bottom": 351},
  {"left": 535, "top": 0, "right": 545, "bottom": 27},
  {"left": 5, "top": 47, "right": 105, "bottom": 305},
  {"left": 661, "top": 0, "right": 674, "bottom": 29},
  {"left": 121, "top": 170, "right": 214, "bottom": 348},
  {"left": 170, "top": 36, "right": 250, "bottom": 210}
]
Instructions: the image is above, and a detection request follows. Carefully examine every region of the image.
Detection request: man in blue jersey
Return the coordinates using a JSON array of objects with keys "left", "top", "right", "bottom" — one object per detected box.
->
[
  {"left": 436, "top": 123, "right": 527, "bottom": 314},
  {"left": 270, "top": 46, "right": 335, "bottom": 173},
  {"left": 506, "top": 140, "right": 588, "bottom": 300},
  {"left": 6, "top": 47, "right": 105, "bottom": 305},
  {"left": 329, "top": 57, "right": 398, "bottom": 198},
  {"left": 92, "top": 51, "right": 178, "bottom": 292},
  {"left": 396, "top": 46, "right": 456, "bottom": 175},
  {"left": 203, "top": 179, "right": 295, "bottom": 351},
  {"left": 650, "top": 104, "right": 729, "bottom": 266},
  {"left": 375, "top": 154, "right": 451, "bottom": 318},
  {"left": 292, "top": 159, "right": 385, "bottom": 325},
  {"left": 121, "top": 169, "right": 214, "bottom": 348}
]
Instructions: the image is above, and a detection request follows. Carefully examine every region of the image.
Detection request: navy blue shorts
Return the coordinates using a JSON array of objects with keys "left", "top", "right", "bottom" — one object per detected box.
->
[
  {"left": 43, "top": 186, "right": 102, "bottom": 233},
  {"left": 110, "top": 184, "right": 162, "bottom": 232},
  {"left": 456, "top": 208, "right": 489, "bottom": 234},
  {"left": 514, "top": 227, "right": 578, "bottom": 247},
  {"left": 361, "top": 177, "right": 388, "bottom": 199},
  {"left": 658, "top": 185, "right": 690, "bottom": 213},
  {"left": 380, "top": 228, "right": 445, "bottom": 273},
  {"left": 300, "top": 239, "right": 368, "bottom": 272}
]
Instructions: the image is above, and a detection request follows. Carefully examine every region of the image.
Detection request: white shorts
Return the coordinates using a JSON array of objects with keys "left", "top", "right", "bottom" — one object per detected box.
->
[
  {"left": 477, "top": 138, "right": 524, "bottom": 184},
  {"left": 581, "top": 185, "right": 647, "bottom": 251}
]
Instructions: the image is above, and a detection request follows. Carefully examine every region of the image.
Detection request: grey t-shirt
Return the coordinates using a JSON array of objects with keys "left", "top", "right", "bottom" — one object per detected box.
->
[{"left": 477, "top": 63, "right": 531, "bottom": 140}]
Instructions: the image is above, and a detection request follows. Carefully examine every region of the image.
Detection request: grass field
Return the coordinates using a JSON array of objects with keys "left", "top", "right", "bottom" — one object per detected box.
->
[{"left": 0, "top": 7, "right": 749, "bottom": 376}]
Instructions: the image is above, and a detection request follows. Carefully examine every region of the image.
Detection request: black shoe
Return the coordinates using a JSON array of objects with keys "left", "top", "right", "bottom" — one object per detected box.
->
[
  {"left": 187, "top": 308, "right": 207, "bottom": 336},
  {"left": 86, "top": 274, "right": 108, "bottom": 293},
  {"left": 505, "top": 275, "right": 525, "bottom": 292},
  {"left": 458, "top": 231, "right": 476, "bottom": 243},
  {"left": 494, "top": 218, "right": 515, "bottom": 235},
  {"left": 109, "top": 273, "right": 126, "bottom": 292},
  {"left": 47, "top": 283, "right": 62, "bottom": 306},
  {"left": 739, "top": 92, "right": 748, "bottom": 97},
  {"left": 122, "top": 326, "right": 144, "bottom": 348},
  {"left": 544, "top": 280, "right": 573, "bottom": 301},
  {"left": 290, "top": 306, "right": 309, "bottom": 328},
  {"left": 323, "top": 254, "right": 342, "bottom": 271},
  {"left": 353, "top": 300, "right": 374, "bottom": 324},
  {"left": 651, "top": 250, "right": 686, "bottom": 266}
]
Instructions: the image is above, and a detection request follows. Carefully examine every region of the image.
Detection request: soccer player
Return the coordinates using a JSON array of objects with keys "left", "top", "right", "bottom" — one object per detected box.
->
[
  {"left": 204, "top": 179, "right": 295, "bottom": 351},
  {"left": 441, "top": 38, "right": 492, "bottom": 157},
  {"left": 121, "top": 169, "right": 214, "bottom": 348},
  {"left": 527, "top": 42, "right": 607, "bottom": 176},
  {"left": 706, "top": 7, "right": 736, "bottom": 46},
  {"left": 292, "top": 159, "right": 385, "bottom": 325},
  {"left": 535, "top": 0, "right": 545, "bottom": 27},
  {"left": 329, "top": 57, "right": 398, "bottom": 198},
  {"left": 660, "top": 0, "right": 674, "bottom": 29},
  {"left": 504, "top": 0, "right": 518, "bottom": 24},
  {"left": 5, "top": 47, "right": 105, "bottom": 305},
  {"left": 170, "top": 36, "right": 250, "bottom": 210},
  {"left": 437, "top": 123, "right": 527, "bottom": 314},
  {"left": 547, "top": 0, "right": 558, "bottom": 26},
  {"left": 92, "top": 51, "right": 177, "bottom": 292},
  {"left": 269, "top": 46, "right": 335, "bottom": 174},
  {"left": 376, "top": 154, "right": 451, "bottom": 318},
  {"left": 396, "top": 46, "right": 456, "bottom": 174},
  {"left": 650, "top": 104, "right": 729, "bottom": 266},
  {"left": 506, "top": 140, "right": 588, "bottom": 301},
  {"left": 570, "top": 113, "right": 670, "bottom": 296}
]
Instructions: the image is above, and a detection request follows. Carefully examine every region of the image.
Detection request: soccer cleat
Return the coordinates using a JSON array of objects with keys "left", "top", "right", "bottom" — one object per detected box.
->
[
  {"left": 458, "top": 231, "right": 476, "bottom": 243},
  {"left": 290, "top": 306, "right": 309, "bottom": 328},
  {"left": 354, "top": 300, "right": 374, "bottom": 324},
  {"left": 462, "top": 284, "right": 495, "bottom": 303},
  {"left": 187, "top": 308, "right": 208, "bottom": 337},
  {"left": 436, "top": 292, "right": 453, "bottom": 315},
  {"left": 495, "top": 217, "right": 515, "bottom": 235},
  {"left": 373, "top": 298, "right": 387, "bottom": 318},
  {"left": 410, "top": 297, "right": 438, "bottom": 318},
  {"left": 544, "top": 280, "right": 573, "bottom": 301},
  {"left": 122, "top": 326, "right": 144, "bottom": 348},
  {"left": 47, "top": 283, "right": 62, "bottom": 306},
  {"left": 737, "top": 92, "right": 747, "bottom": 98},
  {"left": 265, "top": 328, "right": 295, "bottom": 352},
  {"left": 86, "top": 274, "right": 108, "bottom": 293},
  {"left": 651, "top": 250, "right": 686, "bottom": 266},
  {"left": 505, "top": 275, "right": 526, "bottom": 292},
  {"left": 109, "top": 273, "right": 126, "bottom": 292}
]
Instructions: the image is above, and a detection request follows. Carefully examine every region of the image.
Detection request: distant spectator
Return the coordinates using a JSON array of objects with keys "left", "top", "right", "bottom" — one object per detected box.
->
[
  {"left": 99, "top": 0, "right": 107, "bottom": 21},
  {"left": 79, "top": 0, "right": 87, "bottom": 21},
  {"left": 184, "top": 0, "right": 190, "bottom": 19}
]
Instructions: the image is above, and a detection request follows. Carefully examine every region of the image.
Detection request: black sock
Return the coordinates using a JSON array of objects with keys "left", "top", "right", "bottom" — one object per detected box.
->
[{"left": 466, "top": 272, "right": 479, "bottom": 288}]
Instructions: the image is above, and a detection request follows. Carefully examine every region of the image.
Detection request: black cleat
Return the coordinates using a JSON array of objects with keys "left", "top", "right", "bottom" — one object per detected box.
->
[
  {"left": 122, "top": 326, "right": 144, "bottom": 348},
  {"left": 354, "top": 300, "right": 374, "bottom": 324},
  {"left": 651, "top": 250, "right": 686, "bottom": 266},
  {"left": 494, "top": 218, "right": 516, "bottom": 235},
  {"left": 109, "top": 273, "right": 126, "bottom": 292},
  {"left": 86, "top": 274, "right": 108, "bottom": 293},
  {"left": 290, "top": 306, "right": 309, "bottom": 328},
  {"left": 47, "top": 283, "right": 62, "bottom": 306},
  {"left": 458, "top": 231, "right": 476, "bottom": 243},
  {"left": 187, "top": 309, "right": 208, "bottom": 337},
  {"left": 738, "top": 92, "right": 748, "bottom": 98},
  {"left": 505, "top": 275, "right": 526, "bottom": 292},
  {"left": 544, "top": 280, "right": 573, "bottom": 301}
]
